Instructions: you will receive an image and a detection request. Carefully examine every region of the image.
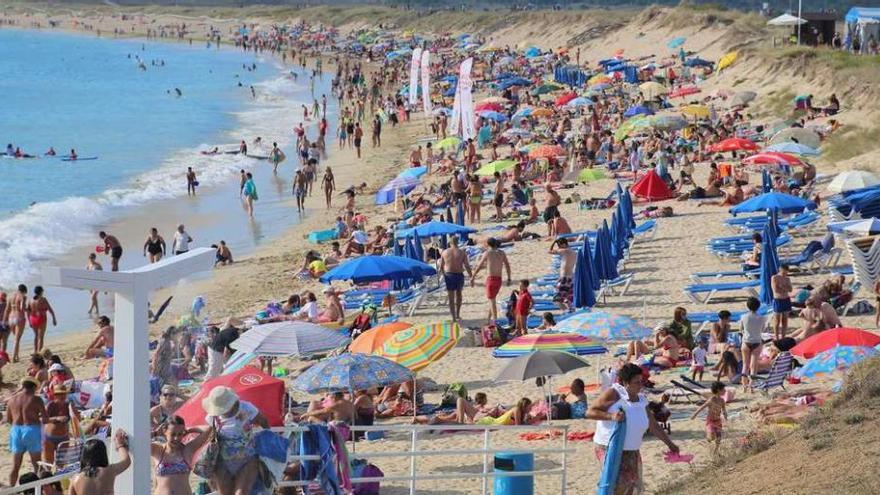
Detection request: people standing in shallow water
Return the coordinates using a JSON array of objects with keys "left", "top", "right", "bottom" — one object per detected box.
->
[
  {"left": 242, "top": 172, "right": 258, "bottom": 217},
  {"left": 144, "top": 227, "right": 167, "bottom": 263},
  {"left": 99, "top": 231, "right": 123, "bottom": 272}
]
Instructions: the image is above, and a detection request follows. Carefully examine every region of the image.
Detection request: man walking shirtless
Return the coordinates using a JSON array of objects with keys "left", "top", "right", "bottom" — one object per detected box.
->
[
  {"left": 472, "top": 238, "right": 512, "bottom": 323},
  {"left": 439, "top": 237, "right": 472, "bottom": 321},
  {"left": 5, "top": 377, "right": 47, "bottom": 486}
]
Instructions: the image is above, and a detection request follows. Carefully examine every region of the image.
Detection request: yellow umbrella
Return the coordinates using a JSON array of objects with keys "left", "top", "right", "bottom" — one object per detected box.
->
[
  {"left": 475, "top": 159, "right": 517, "bottom": 176},
  {"left": 531, "top": 108, "right": 554, "bottom": 118},
  {"left": 680, "top": 104, "right": 710, "bottom": 119},
  {"left": 639, "top": 81, "right": 668, "bottom": 99},
  {"left": 377, "top": 321, "right": 460, "bottom": 372},
  {"left": 717, "top": 51, "right": 739, "bottom": 72},
  {"left": 588, "top": 74, "right": 612, "bottom": 86},
  {"left": 435, "top": 137, "right": 461, "bottom": 150}
]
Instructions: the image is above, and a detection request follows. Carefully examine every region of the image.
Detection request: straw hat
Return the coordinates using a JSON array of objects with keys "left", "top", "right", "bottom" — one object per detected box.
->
[
  {"left": 202, "top": 386, "right": 239, "bottom": 416},
  {"left": 52, "top": 384, "right": 69, "bottom": 395},
  {"left": 20, "top": 377, "right": 39, "bottom": 389}
]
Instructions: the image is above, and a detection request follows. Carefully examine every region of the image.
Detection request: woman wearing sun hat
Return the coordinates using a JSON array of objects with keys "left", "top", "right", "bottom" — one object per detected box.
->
[
  {"left": 202, "top": 386, "right": 268, "bottom": 494},
  {"left": 43, "top": 384, "right": 77, "bottom": 464}
]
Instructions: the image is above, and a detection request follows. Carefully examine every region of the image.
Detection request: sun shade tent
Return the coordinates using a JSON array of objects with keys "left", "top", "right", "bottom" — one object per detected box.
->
[
  {"left": 767, "top": 13, "right": 807, "bottom": 26},
  {"left": 630, "top": 169, "right": 673, "bottom": 201}
]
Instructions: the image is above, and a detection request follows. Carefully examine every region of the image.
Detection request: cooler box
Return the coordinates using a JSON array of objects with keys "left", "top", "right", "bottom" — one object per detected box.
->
[
  {"left": 308, "top": 229, "right": 337, "bottom": 243},
  {"left": 493, "top": 451, "right": 534, "bottom": 495}
]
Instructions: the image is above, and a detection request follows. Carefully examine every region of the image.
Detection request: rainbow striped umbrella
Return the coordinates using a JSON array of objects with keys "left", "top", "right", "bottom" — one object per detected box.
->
[
  {"left": 793, "top": 345, "right": 877, "bottom": 379},
  {"left": 492, "top": 332, "right": 607, "bottom": 358},
  {"left": 377, "top": 321, "right": 460, "bottom": 371},
  {"left": 553, "top": 311, "right": 652, "bottom": 342}
]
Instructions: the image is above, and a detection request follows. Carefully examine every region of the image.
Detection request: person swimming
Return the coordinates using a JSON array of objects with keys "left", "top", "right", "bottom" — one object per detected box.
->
[
  {"left": 68, "top": 149, "right": 78, "bottom": 160},
  {"left": 45, "top": 147, "right": 56, "bottom": 156}
]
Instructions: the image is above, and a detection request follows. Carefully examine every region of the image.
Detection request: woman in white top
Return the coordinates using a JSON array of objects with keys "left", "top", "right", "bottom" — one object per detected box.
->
[
  {"left": 739, "top": 297, "right": 767, "bottom": 392},
  {"left": 588, "top": 363, "right": 678, "bottom": 495}
]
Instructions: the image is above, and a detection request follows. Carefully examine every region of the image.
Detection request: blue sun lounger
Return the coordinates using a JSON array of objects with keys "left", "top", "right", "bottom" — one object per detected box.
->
[
  {"left": 689, "top": 269, "right": 760, "bottom": 284},
  {"left": 683, "top": 279, "right": 760, "bottom": 304}
]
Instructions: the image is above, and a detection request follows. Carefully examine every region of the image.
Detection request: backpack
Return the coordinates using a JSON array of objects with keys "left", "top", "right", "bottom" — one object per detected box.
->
[
  {"left": 551, "top": 401, "right": 571, "bottom": 420},
  {"left": 352, "top": 461, "right": 384, "bottom": 495},
  {"left": 441, "top": 383, "right": 468, "bottom": 407}
]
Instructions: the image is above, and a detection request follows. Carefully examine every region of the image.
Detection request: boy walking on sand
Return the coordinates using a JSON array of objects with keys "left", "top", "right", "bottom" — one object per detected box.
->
[
  {"left": 691, "top": 381, "right": 728, "bottom": 456},
  {"left": 514, "top": 280, "right": 533, "bottom": 337}
]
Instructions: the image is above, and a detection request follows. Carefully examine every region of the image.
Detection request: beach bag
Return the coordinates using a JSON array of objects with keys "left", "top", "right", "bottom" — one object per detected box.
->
[
  {"left": 848, "top": 300, "right": 873, "bottom": 315},
  {"left": 351, "top": 460, "right": 383, "bottom": 495},
  {"left": 441, "top": 383, "right": 468, "bottom": 407},
  {"left": 551, "top": 401, "right": 571, "bottom": 420},
  {"left": 192, "top": 420, "right": 221, "bottom": 479},
  {"left": 481, "top": 325, "right": 502, "bottom": 347}
]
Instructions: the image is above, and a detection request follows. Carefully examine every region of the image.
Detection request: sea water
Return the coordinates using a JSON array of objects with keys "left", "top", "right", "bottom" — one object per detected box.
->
[{"left": 0, "top": 28, "right": 334, "bottom": 334}]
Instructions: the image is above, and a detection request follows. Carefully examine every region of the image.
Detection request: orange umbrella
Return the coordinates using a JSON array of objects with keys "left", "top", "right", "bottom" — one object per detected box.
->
[
  {"left": 349, "top": 321, "right": 413, "bottom": 354},
  {"left": 531, "top": 108, "right": 554, "bottom": 118},
  {"left": 529, "top": 144, "right": 566, "bottom": 159}
]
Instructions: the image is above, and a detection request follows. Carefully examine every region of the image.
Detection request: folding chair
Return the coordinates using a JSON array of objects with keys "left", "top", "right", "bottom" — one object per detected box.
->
[
  {"left": 751, "top": 351, "right": 794, "bottom": 394},
  {"left": 667, "top": 380, "right": 706, "bottom": 404},
  {"left": 38, "top": 438, "right": 84, "bottom": 475}
]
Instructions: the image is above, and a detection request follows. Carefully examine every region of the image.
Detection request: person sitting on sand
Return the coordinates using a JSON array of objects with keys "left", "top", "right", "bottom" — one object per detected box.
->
[
  {"left": 626, "top": 326, "right": 680, "bottom": 368},
  {"left": 293, "top": 292, "right": 320, "bottom": 322},
  {"left": 296, "top": 392, "right": 355, "bottom": 425},
  {"left": 84, "top": 316, "right": 114, "bottom": 359},
  {"left": 563, "top": 378, "right": 589, "bottom": 419},
  {"left": 343, "top": 227, "right": 369, "bottom": 257},
  {"left": 213, "top": 241, "right": 233, "bottom": 267},
  {"left": 315, "top": 287, "right": 345, "bottom": 325},
  {"left": 548, "top": 211, "right": 572, "bottom": 238},
  {"left": 536, "top": 312, "right": 556, "bottom": 332},
  {"left": 697, "top": 183, "right": 743, "bottom": 207},
  {"left": 413, "top": 392, "right": 500, "bottom": 425},
  {"left": 475, "top": 397, "right": 533, "bottom": 426}
]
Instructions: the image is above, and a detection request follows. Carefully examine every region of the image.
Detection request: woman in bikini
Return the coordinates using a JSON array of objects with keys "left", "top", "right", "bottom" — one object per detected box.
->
[
  {"left": 321, "top": 167, "right": 336, "bottom": 209},
  {"left": 43, "top": 385, "right": 77, "bottom": 464},
  {"left": 143, "top": 227, "right": 167, "bottom": 263},
  {"left": 151, "top": 416, "right": 212, "bottom": 495},
  {"left": 3, "top": 284, "right": 27, "bottom": 362},
  {"left": 69, "top": 430, "right": 131, "bottom": 495},
  {"left": 27, "top": 286, "right": 56, "bottom": 355},
  {"left": 468, "top": 175, "right": 483, "bottom": 224}
]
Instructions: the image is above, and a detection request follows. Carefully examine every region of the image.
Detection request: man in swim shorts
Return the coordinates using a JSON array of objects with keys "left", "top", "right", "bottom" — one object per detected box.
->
[
  {"left": 99, "top": 231, "right": 123, "bottom": 272},
  {"left": 550, "top": 238, "right": 577, "bottom": 311},
  {"left": 472, "top": 238, "right": 512, "bottom": 323},
  {"left": 439, "top": 237, "right": 473, "bottom": 321},
  {"left": 5, "top": 377, "right": 47, "bottom": 486}
]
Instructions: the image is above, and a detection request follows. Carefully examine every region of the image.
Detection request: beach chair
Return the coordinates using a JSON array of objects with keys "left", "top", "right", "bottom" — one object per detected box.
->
[
  {"left": 631, "top": 220, "right": 657, "bottom": 242},
  {"left": 750, "top": 351, "right": 794, "bottom": 394},
  {"left": 597, "top": 273, "right": 635, "bottom": 298},
  {"left": 683, "top": 280, "right": 760, "bottom": 304},
  {"left": 836, "top": 281, "right": 863, "bottom": 317},
  {"left": 667, "top": 380, "right": 705, "bottom": 404},
  {"left": 38, "top": 439, "right": 84, "bottom": 475},
  {"left": 689, "top": 269, "right": 760, "bottom": 284}
]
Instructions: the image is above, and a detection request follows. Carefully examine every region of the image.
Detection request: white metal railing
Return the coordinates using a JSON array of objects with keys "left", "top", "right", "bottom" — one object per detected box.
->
[
  {"left": 273, "top": 423, "right": 573, "bottom": 495},
  {"left": 0, "top": 423, "right": 573, "bottom": 495}
]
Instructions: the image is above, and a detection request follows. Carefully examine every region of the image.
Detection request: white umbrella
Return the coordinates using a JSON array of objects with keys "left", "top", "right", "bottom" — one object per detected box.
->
[
  {"left": 767, "top": 13, "right": 807, "bottom": 26},
  {"left": 827, "top": 170, "right": 880, "bottom": 194},
  {"left": 842, "top": 219, "right": 880, "bottom": 236},
  {"left": 230, "top": 321, "right": 349, "bottom": 357}
]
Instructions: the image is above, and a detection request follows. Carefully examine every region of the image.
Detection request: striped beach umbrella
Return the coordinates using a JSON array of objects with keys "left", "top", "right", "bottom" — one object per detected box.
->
[
  {"left": 793, "top": 345, "right": 877, "bottom": 379},
  {"left": 492, "top": 332, "right": 607, "bottom": 358},
  {"left": 230, "top": 321, "right": 349, "bottom": 357},
  {"left": 377, "top": 321, "right": 460, "bottom": 371},
  {"left": 349, "top": 321, "right": 412, "bottom": 354},
  {"left": 553, "top": 311, "right": 651, "bottom": 342},
  {"left": 293, "top": 353, "right": 413, "bottom": 393}
]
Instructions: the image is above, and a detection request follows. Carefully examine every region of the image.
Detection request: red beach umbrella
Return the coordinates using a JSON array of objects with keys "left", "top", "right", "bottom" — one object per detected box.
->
[
  {"left": 791, "top": 328, "right": 880, "bottom": 359},
  {"left": 668, "top": 86, "right": 701, "bottom": 99},
  {"left": 630, "top": 169, "right": 673, "bottom": 201},
  {"left": 176, "top": 367, "right": 285, "bottom": 426},
  {"left": 554, "top": 92, "right": 578, "bottom": 107},
  {"left": 707, "top": 137, "right": 759, "bottom": 153},
  {"left": 742, "top": 152, "right": 804, "bottom": 166}
]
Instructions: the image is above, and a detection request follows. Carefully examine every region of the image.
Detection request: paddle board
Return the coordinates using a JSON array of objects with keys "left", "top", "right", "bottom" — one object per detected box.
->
[
  {"left": 246, "top": 154, "right": 269, "bottom": 160},
  {"left": 61, "top": 156, "right": 98, "bottom": 161}
]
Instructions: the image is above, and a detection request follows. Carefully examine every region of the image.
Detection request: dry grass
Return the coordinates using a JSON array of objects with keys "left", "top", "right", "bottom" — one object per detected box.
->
[{"left": 823, "top": 126, "right": 880, "bottom": 163}]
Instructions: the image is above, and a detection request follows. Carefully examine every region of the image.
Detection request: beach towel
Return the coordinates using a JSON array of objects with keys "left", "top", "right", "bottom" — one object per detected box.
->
[{"left": 596, "top": 416, "right": 627, "bottom": 495}]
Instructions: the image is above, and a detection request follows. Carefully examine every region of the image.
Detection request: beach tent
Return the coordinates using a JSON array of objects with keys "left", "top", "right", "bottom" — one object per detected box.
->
[
  {"left": 177, "top": 367, "right": 285, "bottom": 426},
  {"left": 630, "top": 169, "right": 673, "bottom": 201},
  {"left": 767, "top": 13, "right": 807, "bottom": 26},
  {"left": 845, "top": 8, "right": 880, "bottom": 52}
]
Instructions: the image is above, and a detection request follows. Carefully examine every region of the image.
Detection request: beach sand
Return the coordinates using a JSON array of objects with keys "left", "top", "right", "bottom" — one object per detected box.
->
[{"left": 1, "top": 4, "right": 878, "bottom": 493}]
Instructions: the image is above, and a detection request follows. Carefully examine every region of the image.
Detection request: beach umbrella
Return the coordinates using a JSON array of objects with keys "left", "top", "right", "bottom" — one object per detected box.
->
[
  {"left": 479, "top": 96, "right": 508, "bottom": 104},
  {"left": 639, "top": 81, "right": 668, "bottom": 99},
  {"left": 554, "top": 92, "right": 578, "bottom": 107},
  {"left": 679, "top": 104, "right": 710, "bottom": 119},
  {"left": 588, "top": 74, "right": 612, "bottom": 85},
  {"left": 435, "top": 136, "right": 462, "bottom": 150},
  {"left": 293, "top": 353, "right": 414, "bottom": 393},
  {"left": 531, "top": 83, "right": 563, "bottom": 95},
  {"left": 827, "top": 170, "right": 880, "bottom": 193},
  {"left": 600, "top": 220, "right": 619, "bottom": 280},
  {"left": 769, "top": 128, "right": 821, "bottom": 150},
  {"left": 565, "top": 97, "right": 594, "bottom": 108},
  {"left": 432, "top": 107, "right": 452, "bottom": 116},
  {"left": 764, "top": 142, "right": 819, "bottom": 156},
  {"left": 728, "top": 90, "right": 757, "bottom": 107},
  {"left": 177, "top": 367, "right": 285, "bottom": 426},
  {"left": 475, "top": 102, "right": 503, "bottom": 112},
  {"left": 793, "top": 345, "right": 877, "bottom": 379},
  {"left": 349, "top": 321, "right": 413, "bottom": 354},
  {"left": 531, "top": 108, "right": 555, "bottom": 118},
  {"left": 412, "top": 229, "right": 425, "bottom": 261},
  {"left": 529, "top": 144, "right": 566, "bottom": 159},
  {"left": 648, "top": 114, "right": 688, "bottom": 131},
  {"left": 707, "top": 137, "right": 759, "bottom": 153},
  {"left": 630, "top": 169, "right": 674, "bottom": 201},
  {"left": 729, "top": 191, "right": 816, "bottom": 215},
  {"left": 767, "top": 13, "right": 807, "bottom": 26},
  {"left": 623, "top": 188, "right": 636, "bottom": 229},
  {"left": 758, "top": 224, "right": 779, "bottom": 306},
  {"left": 667, "top": 36, "right": 686, "bottom": 48},
  {"left": 475, "top": 159, "right": 517, "bottom": 176},
  {"left": 396, "top": 220, "right": 477, "bottom": 238},
  {"left": 377, "top": 321, "right": 460, "bottom": 372},
  {"left": 503, "top": 128, "right": 532, "bottom": 138},
  {"left": 743, "top": 152, "right": 803, "bottom": 167},
  {"left": 404, "top": 235, "right": 420, "bottom": 263},
  {"left": 669, "top": 86, "right": 701, "bottom": 99},
  {"left": 512, "top": 106, "right": 534, "bottom": 118},
  {"left": 623, "top": 105, "right": 653, "bottom": 117},
  {"left": 553, "top": 311, "right": 652, "bottom": 342},
  {"left": 494, "top": 350, "right": 590, "bottom": 382},
  {"left": 578, "top": 168, "right": 607, "bottom": 182},
  {"left": 716, "top": 51, "right": 738, "bottom": 72},
  {"left": 493, "top": 332, "right": 606, "bottom": 358},
  {"left": 791, "top": 328, "right": 880, "bottom": 359},
  {"left": 590, "top": 82, "right": 612, "bottom": 92},
  {"left": 319, "top": 255, "right": 436, "bottom": 284},
  {"left": 398, "top": 166, "right": 428, "bottom": 179},
  {"left": 573, "top": 243, "right": 597, "bottom": 308},
  {"left": 375, "top": 176, "right": 420, "bottom": 205},
  {"left": 479, "top": 110, "right": 508, "bottom": 122},
  {"left": 230, "top": 321, "right": 349, "bottom": 357},
  {"left": 592, "top": 227, "right": 610, "bottom": 282}
]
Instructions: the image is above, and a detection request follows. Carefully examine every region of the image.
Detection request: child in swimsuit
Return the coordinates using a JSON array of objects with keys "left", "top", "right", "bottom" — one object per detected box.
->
[{"left": 691, "top": 381, "right": 728, "bottom": 456}]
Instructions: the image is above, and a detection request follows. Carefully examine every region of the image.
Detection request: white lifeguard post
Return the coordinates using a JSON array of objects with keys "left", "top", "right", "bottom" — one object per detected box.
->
[{"left": 42, "top": 247, "right": 215, "bottom": 494}]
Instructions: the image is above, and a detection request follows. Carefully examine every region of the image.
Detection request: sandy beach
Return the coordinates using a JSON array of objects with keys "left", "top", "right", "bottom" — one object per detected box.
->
[{"left": 1, "top": 2, "right": 880, "bottom": 494}]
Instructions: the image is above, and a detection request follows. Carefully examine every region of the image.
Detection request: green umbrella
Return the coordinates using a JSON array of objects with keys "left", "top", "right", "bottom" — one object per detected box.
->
[
  {"left": 475, "top": 159, "right": 517, "bottom": 176},
  {"left": 579, "top": 168, "right": 606, "bottom": 182}
]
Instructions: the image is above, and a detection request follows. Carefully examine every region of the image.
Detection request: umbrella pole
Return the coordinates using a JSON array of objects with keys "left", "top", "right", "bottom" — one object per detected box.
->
[{"left": 413, "top": 374, "right": 418, "bottom": 421}]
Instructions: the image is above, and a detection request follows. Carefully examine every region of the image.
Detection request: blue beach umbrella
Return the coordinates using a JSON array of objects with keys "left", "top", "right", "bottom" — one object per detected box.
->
[
  {"left": 729, "top": 191, "right": 817, "bottom": 215},
  {"left": 412, "top": 229, "right": 425, "bottom": 262},
  {"left": 573, "top": 245, "right": 597, "bottom": 309},
  {"left": 319, "top": 255, "right": 436, "bottom": 284},
  {"left": 479, "top": 111, "right": 508, "bottom": 122},
  {"left": 375, "top": 176, "right": 420, "bottom": 205},
  {"left": 554, "top": 311, "right": 652, "bottom": 342},
  {"left": 600, "top": 220, "right": 619, "bottom": 280},
  {"left": 623, "top": 105, "right": 653, "bottom": 117},
  {"left": 762, "top": 168, "right": 772, "bottom": 193},
  {"left": 765, "top": 142, "right": 820, "bottom": 156},
  {"left": 624, "top": 189, "right": 636, "bottom": 229},
  {"left": 758, "top": 225, "right": 780, "bottom": 306},
  {"left": 793, "top": 345, "right": 878, "bottom": 379},
  {"left": 396, "top": 221, "right": 477, "bottom": 239},
  {"left": 398, "top": 166, "right": 428, "bottom": 179},
  {"left": 767, "top": 208, "right": 780, "bottom": 241},
  {"left": 667, "top": 36, "right": 686, "bottom": 49},
  {"left": 293, "top": 353, "right": 413, "bottom": 393},
  {"left": 609, "top": 212, "right": 622, "bottom": 261}
]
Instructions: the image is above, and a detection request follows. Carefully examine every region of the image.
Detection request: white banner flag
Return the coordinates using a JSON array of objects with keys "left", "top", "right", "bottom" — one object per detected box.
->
[
  {"left": 449, "top": 73, "right": 462, "bottom": 137},
  {"left": 409, "top": 47, "right": 422, "bottom": 106},
  {"left": 420, "top": 50, "right": 432, "bottom": 115},
  {"left": 458, "top": 57, "right": 476, "bottom": 140}
]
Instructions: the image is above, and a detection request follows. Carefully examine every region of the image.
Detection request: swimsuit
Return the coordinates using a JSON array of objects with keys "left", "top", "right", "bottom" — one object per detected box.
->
[
  {"left": 146, "top": 239, "right": 163, "bottom": 255},
  {"left": 554, "top": 277, "right": 573, "bottom": 305},
  {"left": 156, "top": 451, "right": 191, "bottom": 477},
  {"left": 485, "top": 276, "right": 503, "bottom": 299},
  {"left": 110, "top": 246, "right": 123, "bottom": 260},
  {"left": 705, "top": 416, "right": 723, "bottom": 436},
  {"left": 444, "top": 272, "right": 465, "bottom": 291},
  {"left": 28, "top": 312, "right": 46, "bottom": 329},
  {"left": 9, "top": 424, "right": 42, "bottom": 454}
]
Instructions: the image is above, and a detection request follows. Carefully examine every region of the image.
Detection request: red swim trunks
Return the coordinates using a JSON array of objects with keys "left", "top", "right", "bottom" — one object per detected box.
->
[{"left": 485, "top": 276, "right": 503, "bottom": 299}]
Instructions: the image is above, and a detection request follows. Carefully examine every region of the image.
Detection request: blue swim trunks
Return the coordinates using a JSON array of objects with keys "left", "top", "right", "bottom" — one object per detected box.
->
[
  {"left": 444, "top": 272, "right": 465, "bottom": 291},
  {"left": 773, "top": 298, "right": 792, "bottom": 313},
  {"left": 9, "top": 424, "right": 42, "bottom": 454}
]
